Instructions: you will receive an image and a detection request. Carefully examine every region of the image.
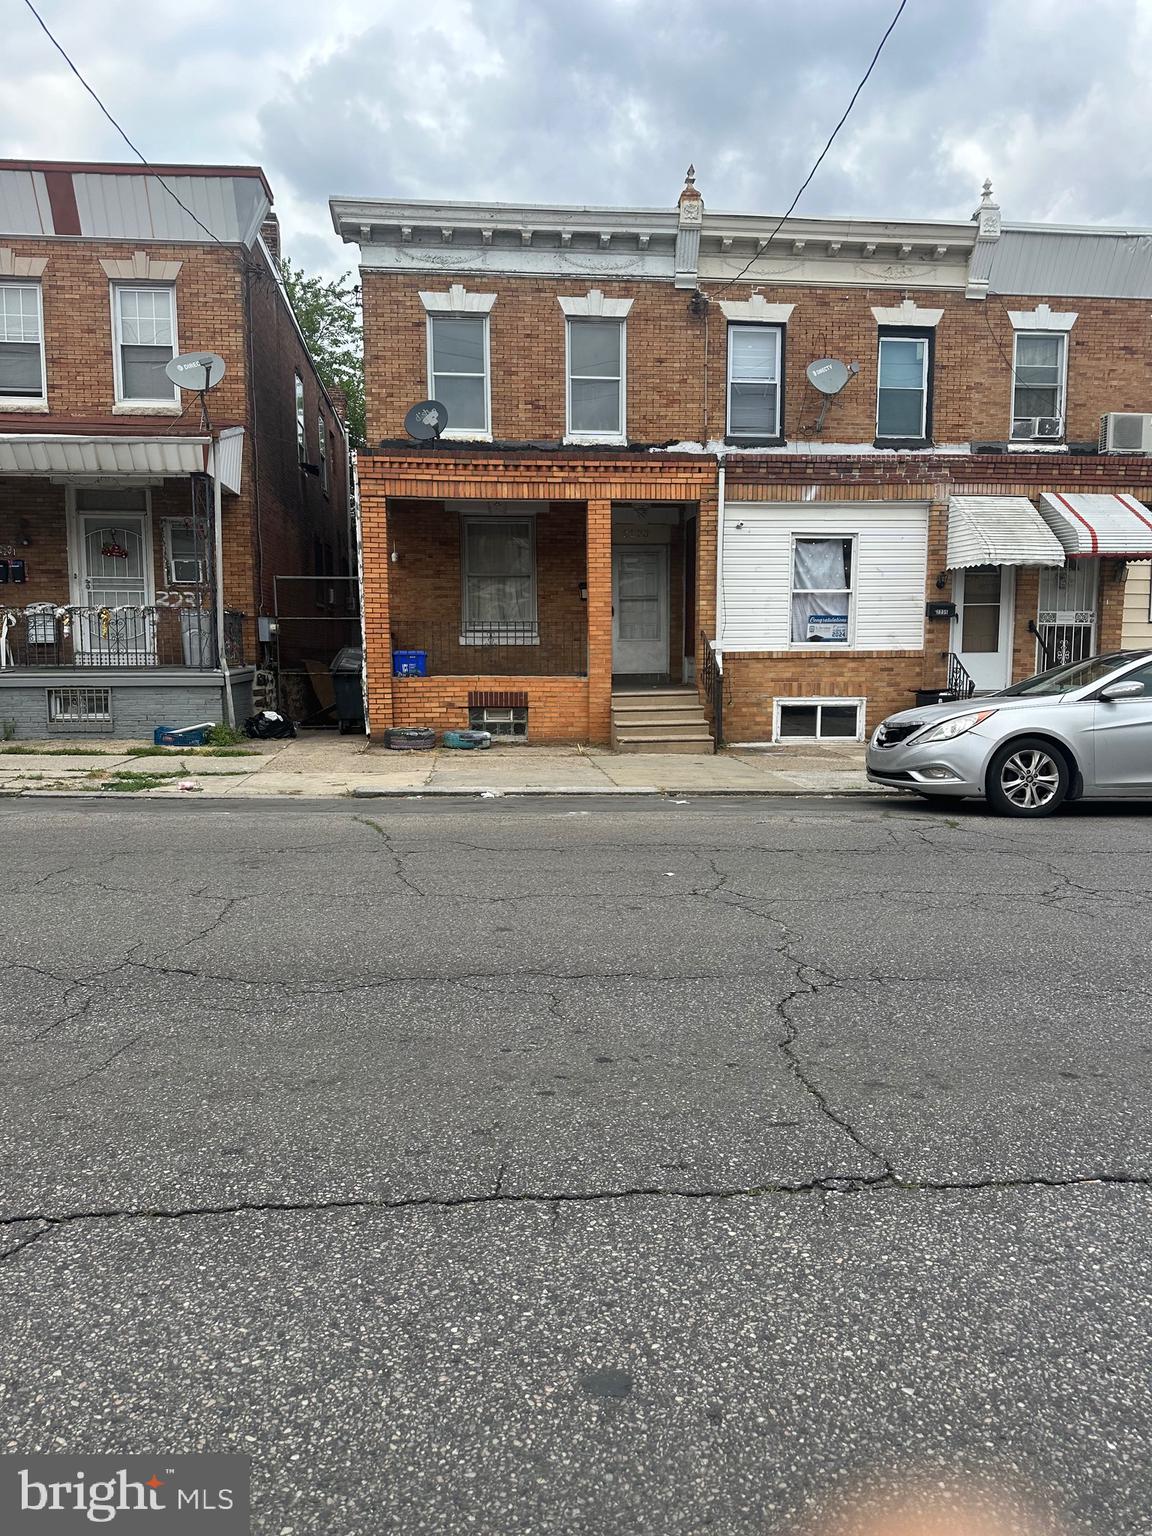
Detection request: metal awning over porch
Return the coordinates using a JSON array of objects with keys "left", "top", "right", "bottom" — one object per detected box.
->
[
  {"left": 946, "top": 496, "right": 1066, "bottom": 569},
  {"left": 1037, "top": 492, "right": 1152, "bottom": 560},
  {"left": 0, "top": 434, "right": 210, "bottom": 478}
]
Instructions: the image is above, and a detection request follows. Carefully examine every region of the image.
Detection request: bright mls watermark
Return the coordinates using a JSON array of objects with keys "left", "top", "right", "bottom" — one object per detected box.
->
[{"left": 0, "top": 1455, "right": 249, "bottom": 1531}]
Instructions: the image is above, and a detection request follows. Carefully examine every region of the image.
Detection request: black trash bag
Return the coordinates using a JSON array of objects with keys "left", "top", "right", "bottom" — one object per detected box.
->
[{"left": 244, "top": 709, "right": 297, "bottom": 740}]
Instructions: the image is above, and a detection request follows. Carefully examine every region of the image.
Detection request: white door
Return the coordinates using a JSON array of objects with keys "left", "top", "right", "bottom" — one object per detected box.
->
[
  {"left": 953, "top": 565, "right": 1014, "bottom": 691},
  {"left": 612, "top": 546, "right": 668, "bottom": 674},
  {"left": 74, "top": 509, "right": 157, "bottom": 664}
]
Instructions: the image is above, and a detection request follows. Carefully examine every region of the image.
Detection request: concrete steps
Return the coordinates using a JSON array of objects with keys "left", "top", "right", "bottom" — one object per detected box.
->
[{"left": 611, "top": 688, "right": 714, "bottom": 754}]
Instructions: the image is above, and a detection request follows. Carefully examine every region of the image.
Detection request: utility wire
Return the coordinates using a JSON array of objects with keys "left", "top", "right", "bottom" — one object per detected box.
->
[
  {"left": 21, "top": 0, "right": 227, "bottom": 248},
  {"left": 719, "top": 0, "right": 910, "bottom": 289}
]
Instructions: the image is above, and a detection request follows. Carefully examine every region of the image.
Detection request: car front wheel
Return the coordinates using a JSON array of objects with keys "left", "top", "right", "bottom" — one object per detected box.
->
[{"left": 985, "top": 737, "right": 1069, "bottom": 818}]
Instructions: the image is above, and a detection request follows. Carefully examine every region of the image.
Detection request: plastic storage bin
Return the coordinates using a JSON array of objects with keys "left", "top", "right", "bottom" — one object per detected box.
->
[
  {"left": 392, "top": 649, "right": 428, "bottom": 677},
  {"left": 153, "top": 723, "right": 213, "bottom": 747}
]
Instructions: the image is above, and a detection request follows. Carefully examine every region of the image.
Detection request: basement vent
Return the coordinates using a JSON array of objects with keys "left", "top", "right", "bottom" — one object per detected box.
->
[
  {"left": 469, "top": 705, "right": 528, "bottom": 740},
  {"left": 469, "top": 690, "right": 529, "bottom": 709}
]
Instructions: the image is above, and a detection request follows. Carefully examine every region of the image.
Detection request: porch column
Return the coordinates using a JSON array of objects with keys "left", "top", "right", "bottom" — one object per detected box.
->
[
  {"left": 586, "top": 497, "right": 612, "bottom": 744},
  {"left": 359, "top": 476, "right": 394, "bottom": 739}
]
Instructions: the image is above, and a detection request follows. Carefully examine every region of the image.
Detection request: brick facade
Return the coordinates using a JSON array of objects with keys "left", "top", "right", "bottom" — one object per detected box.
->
[{"left": 0, "top": 165, "right": 350, "bottom": 738}]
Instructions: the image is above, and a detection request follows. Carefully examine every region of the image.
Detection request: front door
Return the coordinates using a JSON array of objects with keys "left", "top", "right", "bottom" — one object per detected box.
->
[
  {"left": 73, "top": 495, "right": 157, "bottom": 664},
  {"left": 1092, "top": 659, "right": 1152, "bottom": 790},
  {"left": 612, "top": 546, "right": 668, "bottom": 675},
  {"left": 953, "top": 565, "right": 1014, "bottom": 691}
]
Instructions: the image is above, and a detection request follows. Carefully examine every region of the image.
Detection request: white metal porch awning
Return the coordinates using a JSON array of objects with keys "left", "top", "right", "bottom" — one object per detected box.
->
[
  {"left": 946, "top": 495, "right": 1066, "bottom": 570},
  {"left": 1038, "top": 492, "right": 1152, "bottom": 560},
  {"left": 0, "top": 434, "right": 209, "bottom": 478}
]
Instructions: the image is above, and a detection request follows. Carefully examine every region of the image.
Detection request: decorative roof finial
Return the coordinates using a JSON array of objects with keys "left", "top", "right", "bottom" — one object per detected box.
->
[
  {"left": 685, "top": 164, "right": 696, "bottom": 187},
  {"left": 980, "top": 178, "right": 994, "bottom": 205}
]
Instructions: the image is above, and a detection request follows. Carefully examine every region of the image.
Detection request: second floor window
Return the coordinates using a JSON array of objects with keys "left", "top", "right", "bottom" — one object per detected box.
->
[
  {"left": 429, "top": 315, "right": 489, "bottom": 436},
  {"left": 727, "top": 324, "right": 782, "bottom": 438},
  {"left": 114, "top": 286, "right": 177, "bottom": 403},
  {"left": 295, "top": 373, "right": 306, "bottom": 461},
  {"left": 876, "top": 331, "right": 930, "bottom": 442},
  {"left": 567, "top": 318, "right": 624, "bottom": 439},
  {"left": 0, "top": 283, "right": 45, "bottom": 401},
  {"left": 1012, "top": 333, "right": 1066, "bottom": 438},
  {"left": 318, "top": 414, "right": 328, "bottom": 490}
]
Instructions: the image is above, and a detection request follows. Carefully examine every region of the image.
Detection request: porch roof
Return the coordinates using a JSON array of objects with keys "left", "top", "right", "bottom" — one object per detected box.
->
[
  {"left": 0, "top": 433, "right": 209, "bottom": 478},
  {"left": 946, "top": 495, "right": 1066, "bottom": 570},
  {"left": 1037, "top": 492, "right": 1152, "bottom": 560}
]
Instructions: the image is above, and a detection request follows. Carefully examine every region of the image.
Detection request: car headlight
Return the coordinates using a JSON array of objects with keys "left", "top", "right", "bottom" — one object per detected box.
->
[{"left": 915, "top": 709, "right": 997, "bottom": 744}]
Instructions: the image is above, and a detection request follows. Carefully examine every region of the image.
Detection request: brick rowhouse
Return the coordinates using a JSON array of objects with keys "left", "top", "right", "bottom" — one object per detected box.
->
[{"left": 333, "top": 173, "right": 1152, "bottom": 747}]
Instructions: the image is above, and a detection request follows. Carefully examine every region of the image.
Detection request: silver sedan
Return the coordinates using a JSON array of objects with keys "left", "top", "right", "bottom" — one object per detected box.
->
[{"left": 867, "top": 650, "right": 1152, "bottom": 816}]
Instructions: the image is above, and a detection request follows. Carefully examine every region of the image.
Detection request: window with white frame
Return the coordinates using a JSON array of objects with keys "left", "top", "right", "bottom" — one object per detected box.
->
[
  {"left": 567, "top": 318, "right": 624, "bottom": 438},
  {"left": 113, "top": 286, "right": 177, "bottom": 402},
  {"left": 791, "top": 536, "right": 854, "bottom": 644},
  {"left": 775, "top": 698, "right": 864, "bottom": 741},
  {"left": 0, "top": 283, "right": 45, "bottom": 400},
  {"left": 461, "top": 515, "right": 537, "bottom": 640},
  {"left": 727, "top": 324, "right": 782, "bottom": 438},
  {"left": 318, "top": 414, "right": 328, "bottom": 490},
  {"left": 429, "top": 315, "right": 489, "bottom": 435},
  {"left": 876, "top": 332, "right": 930, "bottom": 440},
  {"left": 162, "top": 518, "right": 209, "bottom": 586},
  {"left": 1011, "top": 332, "right": 1066, "bottom": 438},
  {"left": 294, "top": 373, "right": 306, "bottom": 461}
]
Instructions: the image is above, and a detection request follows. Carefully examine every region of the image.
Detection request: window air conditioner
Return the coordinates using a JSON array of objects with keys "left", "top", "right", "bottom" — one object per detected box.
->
[
  {"left": 1099, "top": 412, "right": 1152, "bottom": 453},
  {"left": 1012, "top": 416, "right": 1063, "bottom": 440}
]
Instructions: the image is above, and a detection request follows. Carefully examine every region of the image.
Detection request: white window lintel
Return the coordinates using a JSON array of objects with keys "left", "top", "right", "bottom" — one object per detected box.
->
[
  {"left": 871, "top": 298, "right": 943, "bottom": 328},
  {"left": 1007, "top": 303, "right": 1078, "bottom": 331},
  {"left": 101, "top": 252, "right": 182, "bottom": 281},
  {"left": 0, "top": 249, "right": 47, "bottom": 279},
  {"left": 418, "top": 284, "right": 496, "bottom": 314},
  {"left": 718, "top": 295, "right": 795, "bottom": 324},
  {"left": 558, "top": 289, "right": 633, "bottom": 318}
]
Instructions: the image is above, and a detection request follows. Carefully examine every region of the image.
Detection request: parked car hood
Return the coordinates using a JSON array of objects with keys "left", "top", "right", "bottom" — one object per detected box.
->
[{"left": 879, "top": 693, "right": 1071, "bottom": 728}]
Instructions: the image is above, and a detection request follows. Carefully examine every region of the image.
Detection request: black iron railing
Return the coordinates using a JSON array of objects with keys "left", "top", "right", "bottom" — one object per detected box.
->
[
  {"left": 390, "top": 620, "right": 587, "bottom": 678},
  {"left": 699, "top": 630, "right": 723, "bottom": 746},
  {"left": 945, "top": 652, "right": 977, "bottom": 699},
  {"left": 0, "top": 601, "right": 247, "bottom": 670}
]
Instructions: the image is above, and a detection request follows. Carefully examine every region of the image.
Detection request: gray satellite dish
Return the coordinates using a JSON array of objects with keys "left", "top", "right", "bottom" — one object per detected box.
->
[
  {"left": 404, "top": 400, "right": 449, "bottom": 440},
  {"left": 806, "top": 358, "right": 851, "bottom": 396},
  {"left": 166, "top": 352, "right": 226, "bottom": 391}
]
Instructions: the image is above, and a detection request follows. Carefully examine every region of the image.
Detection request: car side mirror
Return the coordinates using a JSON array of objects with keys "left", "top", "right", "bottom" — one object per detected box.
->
[{"left": 1100, "top": 680, "right": 1146, "bottom": 701}]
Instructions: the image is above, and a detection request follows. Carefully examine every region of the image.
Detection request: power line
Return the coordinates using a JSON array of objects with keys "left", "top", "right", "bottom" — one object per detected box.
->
[
  {"left": 20, "top": 0, "right": 227, "bottom": 248},
  {"left": 719, "top": 0, "right": 910, "bottom": 290}
]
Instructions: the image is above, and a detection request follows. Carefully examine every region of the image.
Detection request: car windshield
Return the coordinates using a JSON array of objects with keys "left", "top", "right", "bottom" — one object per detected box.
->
[{"left": 995, "top": 653, "right": 1139, "bottom": 698}]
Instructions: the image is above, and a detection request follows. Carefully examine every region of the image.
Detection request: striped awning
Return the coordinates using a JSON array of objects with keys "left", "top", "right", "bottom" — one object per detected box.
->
[
  {"left": 946, "top": 496, "right": 1066, "bottom": 570},
  {"left": 1038, "top": 492, "right": 1152, "bottom": 559},
  {"left": 0, "top": 434, "right": 209, "bottom": 478}
]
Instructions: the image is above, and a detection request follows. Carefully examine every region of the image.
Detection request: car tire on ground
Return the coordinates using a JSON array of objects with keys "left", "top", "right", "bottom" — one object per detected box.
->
[{"left": 985, "top": 736, "right": 1070, "bottom": 818}]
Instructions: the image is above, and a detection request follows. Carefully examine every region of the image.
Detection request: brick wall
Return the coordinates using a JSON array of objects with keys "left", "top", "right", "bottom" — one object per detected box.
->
[
  {"left": 391, "top": 676, "right": 589, "bottom": 740},
  {"left": 361, "top": 271, "right": 1152, "bottom": 448},
  {"left": 723, "top": 651, "right": 927, "bottom": 740}
]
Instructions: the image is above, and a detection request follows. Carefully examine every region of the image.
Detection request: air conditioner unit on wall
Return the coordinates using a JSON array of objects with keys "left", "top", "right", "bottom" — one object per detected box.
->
[
  {"left": 1099, "top": 412, "right": 1152, "bottom": 453},
  {"left": 1012, "top": 416, "right": 1063, "bottom": 440}
]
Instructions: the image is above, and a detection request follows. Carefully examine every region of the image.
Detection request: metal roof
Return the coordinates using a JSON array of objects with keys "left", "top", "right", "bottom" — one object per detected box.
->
[
  {"left": 990, "top": 229, "right": 1152, "bottom": 299},
  {"left": 947, "top": 496, "right": 1066, "bottom": 570},
  {"left": 1038, "top": 492, "right": 1152, "bottom": 559},
  {"left": 0, "top": 164, "right": 270, "bottom": 244}
]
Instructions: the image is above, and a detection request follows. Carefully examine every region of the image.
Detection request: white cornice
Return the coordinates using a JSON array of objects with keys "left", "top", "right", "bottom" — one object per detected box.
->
[
  {"left": 558, "top": 289, "right": 634, "bottom": 318},
  {"left": 871, "top": 298, "right": 944, "bottom": 327},
  {"left": 418, "top": 284, "right": 496, "bottom": 314},
  {"left": 718, "top": 295, "right": 796, "bottom": 323},
  {"left": 1007, "top": 302, "right": 1078, "bottom": 331}
]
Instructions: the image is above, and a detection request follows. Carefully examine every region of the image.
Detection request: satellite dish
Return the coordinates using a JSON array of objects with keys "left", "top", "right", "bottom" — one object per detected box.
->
[
  {"left": 166, "top": 352, "right": 226, "bottom": 391},
  {"left": 404, "top": 400, "right": 449, "bottom": 441},
  {"left": 806, "top": 358, "right": 851, "bottom": 396}
]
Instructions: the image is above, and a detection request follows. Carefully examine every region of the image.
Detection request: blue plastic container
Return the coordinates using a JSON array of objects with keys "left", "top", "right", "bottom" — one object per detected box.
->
[
  {"left": 153, "top": 723, "right": 213, "bottom": 748},
  {"left": 392, "top": 649, "right": 428, "bottom": 677}
]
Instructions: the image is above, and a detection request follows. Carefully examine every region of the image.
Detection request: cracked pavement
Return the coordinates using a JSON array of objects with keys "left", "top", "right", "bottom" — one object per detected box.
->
[{"left": 1, "top": 794, "right": 1151, "bottom": 1534}]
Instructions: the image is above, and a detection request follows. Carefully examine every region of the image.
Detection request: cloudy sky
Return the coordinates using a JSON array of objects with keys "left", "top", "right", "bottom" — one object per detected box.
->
[{"left": 5, "top": 0, "right": 1152, "bottom": 279}]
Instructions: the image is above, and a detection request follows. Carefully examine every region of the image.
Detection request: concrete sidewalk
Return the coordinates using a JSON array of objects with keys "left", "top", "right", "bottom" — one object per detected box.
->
[{"left": 0, "top": 732, "right": 882, "bottom": 799}]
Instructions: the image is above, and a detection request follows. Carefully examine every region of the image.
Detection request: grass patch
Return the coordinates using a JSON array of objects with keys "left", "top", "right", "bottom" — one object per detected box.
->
[
  {"left": 123, "top": 745, "right": 258, "bottom": 759},
  {"left": 99, "top": 770, "right": 183, "bottom": 793},
  {"left": 0, "top": 745, "right": 114, "bottom": 756}
]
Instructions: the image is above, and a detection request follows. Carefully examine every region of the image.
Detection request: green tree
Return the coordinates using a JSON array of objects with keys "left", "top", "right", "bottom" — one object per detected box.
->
[{"left": 279, "top": 257, "right": 366, "bottom": 447}]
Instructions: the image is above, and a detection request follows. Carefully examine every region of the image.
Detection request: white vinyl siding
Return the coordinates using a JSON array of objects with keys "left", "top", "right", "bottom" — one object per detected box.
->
[
  {"left": 1121, "top": 561, "right": 1152, "bottom": 649},
  {"left": 720, "top": 503, "right": 929, "bottom": 651}
]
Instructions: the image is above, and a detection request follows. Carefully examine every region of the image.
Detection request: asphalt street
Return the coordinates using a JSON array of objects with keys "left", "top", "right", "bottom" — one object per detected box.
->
[{"left": 1, "top": 793, "right": 1150, "bottom": 1534}]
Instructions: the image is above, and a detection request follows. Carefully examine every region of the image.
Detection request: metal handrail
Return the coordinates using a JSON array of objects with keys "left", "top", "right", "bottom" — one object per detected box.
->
[
  {"left": 699, "top": 630, "right": 723, "bottom": 746},
  {"left": 0, "top": 600, "right": 245, "bottom": 670},
  {"left": 945, "top": 651, "right": 977, "bottom": 698},
  {"left": 389, "top": 619, "right": 588, "bottom": 678}
]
